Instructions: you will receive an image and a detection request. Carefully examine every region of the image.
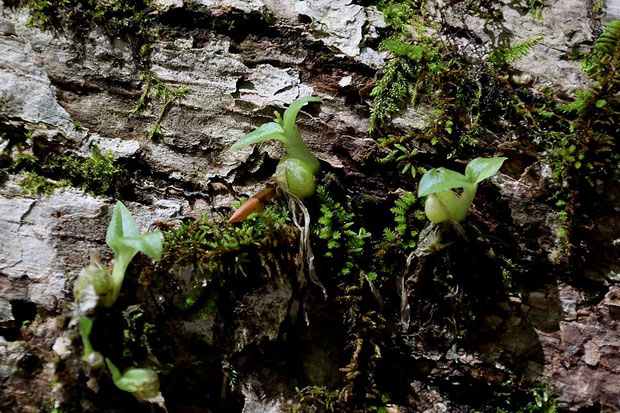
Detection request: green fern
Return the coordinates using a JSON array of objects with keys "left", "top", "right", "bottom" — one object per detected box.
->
[
  {"left": 582, "top": 20, "right": 620, "bottom": 75},
  {"left": 487, "top": 36, "right": 543, "bottom": 67},
  {"left": 369, "top": 58, "right": 414, "bottom": 132},
  {"left": 593, "top": 20, "right": 620, "bottom": 55},
  {"left": 315, "top": 186, "right": 371, "bottom": 276},
  {"left": 385, "top": 191, "right": 423, "bottom": 250}
]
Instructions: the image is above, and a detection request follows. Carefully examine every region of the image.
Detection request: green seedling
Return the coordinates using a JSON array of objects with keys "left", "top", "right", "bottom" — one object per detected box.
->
[
  {"left": 230, "top": 96, "right": 322, "bottom": 198},
  {"left": 418, "top": 157, "right": 506, "bottom": 223},
  {"left": 73, "top": 201, "right": 163, "bottom": 309},
  {"left": 106, "top": 358, "right": 160, "bottom": 402},
  {"left": 77, "top": 317, "right": 103, "bottom": 368}
]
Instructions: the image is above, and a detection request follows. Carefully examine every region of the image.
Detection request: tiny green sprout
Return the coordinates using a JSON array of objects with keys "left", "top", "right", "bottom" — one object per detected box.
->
[
  {"left": 77, "top": 317, "right": 104, "bottom": 368},
  {"left": 73, "top": 201, "right": 163, "bottom": 309},
  {"left": 418, "top": 157, "right": 507, "bottom": 223},
  {"left": 105, "top": 358, "right": 160, "bottom": 402},
  {"left": 230, "top": 96, "right": 322, "bottom": 198}
]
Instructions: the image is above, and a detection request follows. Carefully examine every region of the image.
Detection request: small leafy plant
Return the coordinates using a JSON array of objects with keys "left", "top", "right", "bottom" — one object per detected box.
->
[
  {"left": 72, "top": 201, "right": 165, "bottom": 406},
  {"left": 315, "top": 185, "right": 371, "bottom": 276},
  {"left": 73, "top": 201, "right": 163, "bottom": 310},
  {"left": 105, "top": 358, "right": 160, "bottom": 402},
  {"left": 418, "top": 157, "right": 506, "bottom": 223},
  {"left": 230, "top": 96, "right": 322, "bottom": 198}
]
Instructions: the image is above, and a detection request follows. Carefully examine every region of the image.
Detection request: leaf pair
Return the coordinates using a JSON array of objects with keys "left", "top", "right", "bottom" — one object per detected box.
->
[
  {"left": 229, "top": 97, "right": 322, "bottom": 151},
  {"left": 73, "top": 201, "right": 162, "bottom": 310},
  {"left": 106, "top": 201, "right": 162, "bottom": 264},
  {"left": 418, "top": 157, "right": 507, "bottom": 197}
]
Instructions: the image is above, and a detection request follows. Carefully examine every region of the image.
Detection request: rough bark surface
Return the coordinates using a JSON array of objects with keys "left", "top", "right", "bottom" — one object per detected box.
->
[{"left": 0, "top": 0, "right": 618, "bottom": 412}]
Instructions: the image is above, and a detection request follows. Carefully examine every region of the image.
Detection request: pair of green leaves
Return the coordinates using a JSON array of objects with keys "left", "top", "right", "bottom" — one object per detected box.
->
[
  {"left": 229, "top": 96, "right": 322, "bottom": 152},
  {"left": 74, "top": 202, "right": 164, "bottom": 404},
  {"left": 106, "top": 201, "right": 162, "bottom": 272},
  {"left": 418, "top": 157, "right": 507, "bottom": 197},
  {"left": 229, "top": 97, "right": 322, "bottom": 198},
  {"left": 74, "top": 201, "right": 162, "bottom": 310}
]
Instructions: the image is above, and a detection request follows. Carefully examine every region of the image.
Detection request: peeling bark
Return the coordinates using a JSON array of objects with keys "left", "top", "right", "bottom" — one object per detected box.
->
[{"left": 0, "top": 0, "right": 618, "bottom": 412}]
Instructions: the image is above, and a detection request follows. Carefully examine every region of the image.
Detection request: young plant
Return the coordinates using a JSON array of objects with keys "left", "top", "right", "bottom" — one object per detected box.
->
[
  {"left": 418, "top": 157, "right": 506, "bottom": 223},
  {"left": 77, "top": 317, "right": 104, "bottom": 368},
  {"left": 73, "top": 201, "right": 163, "bottom": 309},
  {"left": 105, "top": 358, "right": 160, "bottom": 402},
  {"left": 230, "top": 96, "right": 322, "bottom": 198}
]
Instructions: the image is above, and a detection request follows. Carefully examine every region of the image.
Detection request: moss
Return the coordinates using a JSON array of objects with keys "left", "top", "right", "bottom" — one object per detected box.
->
[
  {"left": 7, "top": 0, "right": 154, "bottom": 65},
  {"left": 493, "top": 381, "right": 558, "bottom": 413},
  {"left": 369, "top": 33, "right": 448, "bottom": 132},
  {"left": 132, "top": 71, "right": 190, "bottom": 139},
  {"left": 150, "top": 200, "right": 298, "bottom": 316},
  {"left": 10, "top": 146, "right": 127, "bottom": 198},
  {"left": 528, "top": 0, "right": 545, "bottom": 23},
  {"left": 462, "top": 0, "right": 503, "bottom": 22},
  {"left": 19, "top": 171, "right": 66, "bottom": 196},
  {"left": 314, "top": 185, "right": 371, "bottom": 277},
  {"left": 292, "top": 385, "right": 339, "bottom": 412}
]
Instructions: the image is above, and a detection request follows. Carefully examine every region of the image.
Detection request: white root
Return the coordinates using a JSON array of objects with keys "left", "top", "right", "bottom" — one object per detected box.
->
[{"left": 283, "top": 188, "right": 327, "bottom": 299}]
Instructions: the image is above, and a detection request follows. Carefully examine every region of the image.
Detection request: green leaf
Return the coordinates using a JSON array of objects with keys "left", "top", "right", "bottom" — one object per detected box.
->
[
  {"left": 105, "top": 358, "right": 160, "bottom": 399},
  {"left": 116, "top": 232, "right": 163, "bottom": 261},
  {"left": 417, "top": 167, "right": 473, "bottom": 197},
  {"left": 282, "top": 96, "right": 322, "bottom": 133},
  {"left": 465, "top": 157, "right": 507, "bottom": 184},
  {"left": 229, "top": 122, "right": 285, "bottom": 151},
  {"left": 106, "top": 202, "right": 163, "bottom": 261},
  {"left": 106, "top": 201, "right": 140, "bottom": 254},
  {"left": 78, "top": 317, "right": 94, "bottom": 357}
]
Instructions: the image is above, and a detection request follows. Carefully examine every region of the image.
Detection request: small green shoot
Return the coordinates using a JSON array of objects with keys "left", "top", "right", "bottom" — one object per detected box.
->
[
  {"left": 105, "top": 358, "right": 160, "bottom": 402},
  {"left": 418, "top": 157, "right": 506, "bottom": 223},
  {"left": 73, "top": 201, "right": 162, "bottom": 309},
  {"left": 230, "top": 96, "right": 322, "bottom": 198},
  {"left": 77, "top": 317, "right": 103, "bottom": 368}
]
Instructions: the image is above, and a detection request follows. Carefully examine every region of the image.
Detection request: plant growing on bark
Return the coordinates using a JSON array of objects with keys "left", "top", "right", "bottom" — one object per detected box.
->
[
  {"left": 230, "top": 96, "right": 322, "bottom": 198},
  {"left": 73, "top": 201, "right": 163, "bottom": 310},
  {"left": 418, "top": 157, "right": 506, "bottom": 223},
  {"left": 105, "top": 358, "right": 161, "bottom": 402}
]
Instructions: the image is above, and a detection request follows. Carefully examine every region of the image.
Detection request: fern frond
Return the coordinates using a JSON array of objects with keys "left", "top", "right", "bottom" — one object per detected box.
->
[
  {"left": 369, "top": 58, "right": 414, "bottom": 132},
  {"left": 593, "top": 20, "right": 620, "bottom": 55},
  {"left": 487, "top": 35, "right": 543, "bottom": 67}
]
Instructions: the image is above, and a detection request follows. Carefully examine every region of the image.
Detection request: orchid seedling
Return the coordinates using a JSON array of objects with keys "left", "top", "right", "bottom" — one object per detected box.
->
[
  {"left": 230, "top": 96, "right": 322, "bottom": 199},
  {"left": 229, "top": 97, "right": 326, "bottom": 295},
  {"left": 73, "top": 201, "right": 163, "bottom": 310},
  {"left": 418, "top": 157, "right": 507, "bottom": 224},
  {"left": 105, "top": 358, "right": 162, "bottom": 403}
]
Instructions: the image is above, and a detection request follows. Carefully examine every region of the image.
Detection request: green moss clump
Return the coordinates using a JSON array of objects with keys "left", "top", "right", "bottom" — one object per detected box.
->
[
  {"left": 314, "top": 185, "right": 371, "bottom": 277},
  {"left": 292, "top": 386, "right": 339, "bottom": 412},
  {"left": 152, "top": 201, "right": 298, "bottom": 315},
  {"left": 369, "top": 34, "right": 448, "bottom": 132},
  {"left": 10, "top": 146, "right": 127, "bottom": 198},
  {"left": 19, "top": 171, "right": 66, "bottom": 196},
  {"left": 132, "top": 72, "right": 190, "bottom": 139}
]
